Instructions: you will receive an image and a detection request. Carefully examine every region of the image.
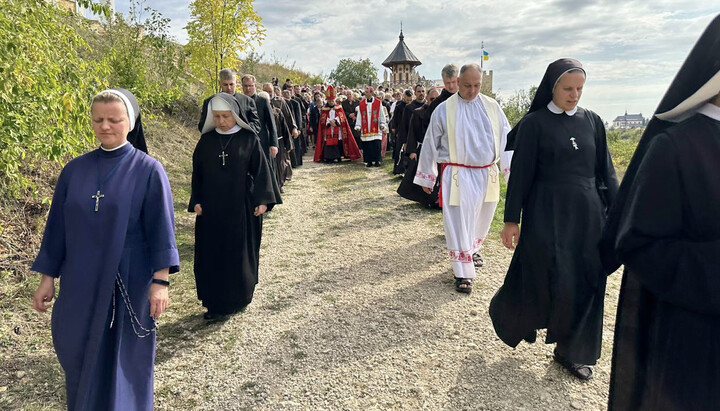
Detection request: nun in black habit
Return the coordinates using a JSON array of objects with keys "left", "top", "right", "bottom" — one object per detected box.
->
[
  {"left": 604, "top": 14, "right": 720, "bottom": 410},
  {"left": 189, "top": 93, "right": 277, "bottom": 320},
  {"left": 489, "top": 58, "right": 619, "bottom": 380}
]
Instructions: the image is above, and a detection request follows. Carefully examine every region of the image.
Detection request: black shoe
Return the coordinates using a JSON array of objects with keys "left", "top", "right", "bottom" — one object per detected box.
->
[
  {"left": 553, "top": 348, "right": 593, "bottom": 380},
  {"left": 203, "top": 311, "right": 217, "bottom": 320},
  {"left": 472, "top": 252, "right": 484, "bottom": 267},
  {"left": 203, "top": 311, "right": 228, "bottom": 321},
  {"left": 454, "top": 277, "right": 473, "bottom": 294},
  {"left": 523, "top": 330, "right": 537, "bottom": 343},
  {"left": 374, "top": 162, "right": 381, "bottom": 167},
  {"left": 366, "top": 162, "right": 372, "bottom": 167}
]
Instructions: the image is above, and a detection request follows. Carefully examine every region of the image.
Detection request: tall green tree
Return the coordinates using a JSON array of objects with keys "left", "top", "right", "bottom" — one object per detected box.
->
[
  {"left": 186, "top": 0, "right": 265, "bottom": 95},
  {"left": 328, "top": 58, "right": 378, "bottom": 87}
]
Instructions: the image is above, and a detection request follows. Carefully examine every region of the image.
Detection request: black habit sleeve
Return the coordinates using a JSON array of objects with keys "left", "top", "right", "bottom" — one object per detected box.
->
[
  {"left": 504, "top": 116, "right": 539, "bottom": 223},
  {"left": 188, "top": 138, "right": 204, "bottom": 212},
  {"left": 590, "top": 111, "right": 620, "bottom": 205},
  {"left": 616, "top": 134, "right": 720, "bottom": 315},
  {"left": 248, "top": 136, "right": 278, "bottom": 212}
]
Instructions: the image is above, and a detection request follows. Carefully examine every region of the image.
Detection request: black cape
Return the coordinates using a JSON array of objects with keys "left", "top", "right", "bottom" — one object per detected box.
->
[
  {"left": 489, "top": 107, "right": 618, "bottom": 365},
  {"left": 606, "top": 14, "right": 720, "bottom": 411},
  {"left": 188, "top": 128, "right": 277, "bottom": 314}
]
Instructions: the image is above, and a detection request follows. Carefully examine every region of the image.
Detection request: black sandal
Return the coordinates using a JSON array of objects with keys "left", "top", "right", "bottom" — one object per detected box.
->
[
  {"left": 553, "top": 348, "right": 593, "bottom": 380},
  {"left": 454, "top": 277, "right": 473, "bottom": 294},
  {"left": 472, "top": 252, "right": 483, "bottom": 267}
]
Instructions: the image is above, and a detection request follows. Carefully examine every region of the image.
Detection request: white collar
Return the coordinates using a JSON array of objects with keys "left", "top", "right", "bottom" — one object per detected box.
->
[
  {"left": 547, "top": 101, "right": 578, "bottom": 116},
  {"left": 216, "top": 124, "right": 242, "bottom": 135},
  {"left": 697, "top": 102, "right": 720, "bottom": 121},
  {"left": 100, "top": 141, "right": 130, "bottom": 151},
  {"left": 458, "top": 93, "right": 478, "bottom": 103}
]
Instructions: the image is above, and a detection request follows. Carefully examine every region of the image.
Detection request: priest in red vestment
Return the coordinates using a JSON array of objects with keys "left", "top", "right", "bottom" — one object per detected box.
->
[{"left": 313, "top": 86, "right": 362, "bottom": 163}]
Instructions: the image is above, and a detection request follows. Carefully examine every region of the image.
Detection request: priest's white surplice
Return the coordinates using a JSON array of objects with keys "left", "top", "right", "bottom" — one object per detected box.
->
[{"left": 414, "top": 93, "right": 513, "bottom": 278}]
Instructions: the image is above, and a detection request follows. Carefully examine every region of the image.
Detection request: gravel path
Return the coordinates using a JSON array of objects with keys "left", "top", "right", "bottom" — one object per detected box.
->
[{"left": 153, "top": 153, "right": 621, "bottom": 411}]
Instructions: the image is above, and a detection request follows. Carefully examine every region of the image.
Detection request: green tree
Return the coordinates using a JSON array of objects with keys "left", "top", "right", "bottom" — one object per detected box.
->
[
  {"left": 186, "top": 0, "right": 265, "bottom": 95},
  {"left": 499, "top": 86, "right": 537, "bottom": 127},
  {"left": 328, "top": 58, "right": 378, "bottom": 87},
  {"left": 0, "top": 0, "right": 112, "bottom": 197},
  {"left": 97, "top": 0, "right": 187, "bottom": 110}
]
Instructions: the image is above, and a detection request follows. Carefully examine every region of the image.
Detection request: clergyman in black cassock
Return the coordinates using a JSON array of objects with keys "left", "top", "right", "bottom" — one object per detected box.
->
[
  {"left": 189, "top": 93, "right": 277, "bottom": 318},
  {"left": 241, "top": 75, "right": 282, "bottom": 204},
  {"left": 270, "top": 100, "right": 293, "bottom": 187},
  {"left": 283, "top": 89, "right": 305, "bottom": 167},
  {"left": 489, "top": 59, "right": 619, "bottom": 380},
  {"left": 604, "top": 14, "right": 720, "bottom": 410},
  {"left": 390, "top": 93, "right": 409, "bottom": 170},
  {"left": 397, "top": 88, "right": 440, "bottom": 206},
  {"left": 394, "top": 88, "right": 425, "bottom": 174}
]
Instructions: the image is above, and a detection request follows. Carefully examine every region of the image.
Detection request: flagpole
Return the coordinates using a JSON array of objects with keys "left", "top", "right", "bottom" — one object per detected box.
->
[{"left": 481, "top": 41, "right": 484, "bottom": 70}]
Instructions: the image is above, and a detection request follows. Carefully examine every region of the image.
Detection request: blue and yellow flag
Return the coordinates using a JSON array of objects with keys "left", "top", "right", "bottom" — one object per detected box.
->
[{"left": 483, "top": 50, "right": 489, "bottom": 61}]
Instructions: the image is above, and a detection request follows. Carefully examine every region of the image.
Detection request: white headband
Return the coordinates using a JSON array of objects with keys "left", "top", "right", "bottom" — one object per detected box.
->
[
  {"left": 94, "top": 89, "right": 136, "bottom": 131},
  {"left": 655, "top": 68, "right": 720, "bottom": 123},
  {"left": 210, "top": 96, "right": 233, "bottom": 112}
]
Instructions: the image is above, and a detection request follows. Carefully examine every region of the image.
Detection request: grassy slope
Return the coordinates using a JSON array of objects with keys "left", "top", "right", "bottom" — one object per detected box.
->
[{"left": 0, "top": 114, "right": 200, "bottom": 409}]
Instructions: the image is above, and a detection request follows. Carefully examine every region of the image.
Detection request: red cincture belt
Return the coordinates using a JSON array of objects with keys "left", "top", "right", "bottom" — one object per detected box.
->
[{"left": 438, "top": 162, "right": 495, "bottom": 207}]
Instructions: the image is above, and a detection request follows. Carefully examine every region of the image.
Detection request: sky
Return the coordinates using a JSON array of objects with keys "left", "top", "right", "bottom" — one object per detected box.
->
[{"left": 110, "top": 0, "right": 718, "bottom": 123}]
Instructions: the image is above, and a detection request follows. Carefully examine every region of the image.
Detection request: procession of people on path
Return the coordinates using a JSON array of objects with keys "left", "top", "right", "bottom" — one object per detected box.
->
[{"left": 28, "top": 14, "right": 720, "bottom": 410}]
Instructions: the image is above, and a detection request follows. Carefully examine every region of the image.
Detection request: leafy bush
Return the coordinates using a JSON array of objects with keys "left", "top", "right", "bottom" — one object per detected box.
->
[
  {"left": 0, "top": 0, "right": 110, "bottom": 197},
  {"left": 0, "top": 0, "right": 191, "bottom": 198},
  {"left": 96, "top": 3, "right": 188, "bottom": 111}
]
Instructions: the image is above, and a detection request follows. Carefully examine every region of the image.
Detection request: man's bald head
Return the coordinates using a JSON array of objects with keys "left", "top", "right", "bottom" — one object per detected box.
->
[
  {"left": 262, "top": 83, "right": 274, "bottom": 96},
  {"left": 458, "top": 64, "right": 483, "bottom": 100}
]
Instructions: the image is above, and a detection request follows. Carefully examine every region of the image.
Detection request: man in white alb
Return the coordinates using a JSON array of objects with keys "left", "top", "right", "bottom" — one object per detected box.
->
[{"left": 414, "top": 63, "right": 513, "bottom": 293}]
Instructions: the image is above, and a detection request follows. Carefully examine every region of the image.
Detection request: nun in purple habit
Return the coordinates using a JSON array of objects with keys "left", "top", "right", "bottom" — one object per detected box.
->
[{"left": 31, "top": 88, "right": 179, "bottom": 410}]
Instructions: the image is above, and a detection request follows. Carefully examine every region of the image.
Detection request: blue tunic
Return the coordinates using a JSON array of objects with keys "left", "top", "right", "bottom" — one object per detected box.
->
[{"left": 32, "top": 143, "right": 179, "bottom": 411}]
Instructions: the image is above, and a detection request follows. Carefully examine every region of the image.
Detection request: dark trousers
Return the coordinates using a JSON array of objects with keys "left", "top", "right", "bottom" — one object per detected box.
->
[{"left": 362, "top": 139, "right": 382, "bottom": 164}]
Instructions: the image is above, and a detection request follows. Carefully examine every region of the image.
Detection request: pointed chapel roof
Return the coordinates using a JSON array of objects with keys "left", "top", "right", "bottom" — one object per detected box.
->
[{"left": 382, "top": 29, "right": 422, "bottom": 68}]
